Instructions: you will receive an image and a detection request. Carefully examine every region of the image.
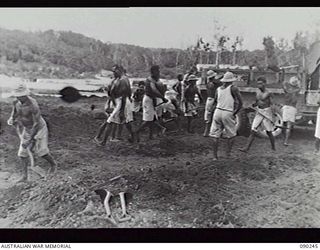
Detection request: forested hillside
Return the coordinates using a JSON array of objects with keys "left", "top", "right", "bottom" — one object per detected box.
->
[{"left": 0, "top": 28, "right": 311, "bottom": 79}]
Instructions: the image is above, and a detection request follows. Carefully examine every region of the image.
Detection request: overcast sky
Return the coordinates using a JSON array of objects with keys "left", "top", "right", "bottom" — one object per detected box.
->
[{"left": 0, "top": 7, "right": 320, "bottom": 50}]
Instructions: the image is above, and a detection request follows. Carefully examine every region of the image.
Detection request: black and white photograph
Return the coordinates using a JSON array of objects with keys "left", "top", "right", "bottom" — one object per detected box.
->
[{"left": 0, "top": 7, "right": 320, "bottom": 230}]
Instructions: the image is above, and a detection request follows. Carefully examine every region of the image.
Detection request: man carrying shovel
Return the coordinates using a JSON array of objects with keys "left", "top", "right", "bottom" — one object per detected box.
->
[
  {"left": 8, "top": 82, "right": 57, "bottom": 183},
  {"left": 239, "top": 77, "right": 276, "bottom": 152}
]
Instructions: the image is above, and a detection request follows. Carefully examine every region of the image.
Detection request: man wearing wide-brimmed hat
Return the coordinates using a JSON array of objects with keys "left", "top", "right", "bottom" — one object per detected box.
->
[
  {"left": 203, "top": 70, "right": 222, "bottom": 137},
  {"left": 282, "top": 76, "right": 301, "bottom": 146},
  {"left": 183, "top": 74, "right": 203, "bottom": 133},
  {"left": 209, "top": 71, "right": 243, "bottom": 160},
  {"left": 8, "top": 82, "right": 57, "bottom": 182}
]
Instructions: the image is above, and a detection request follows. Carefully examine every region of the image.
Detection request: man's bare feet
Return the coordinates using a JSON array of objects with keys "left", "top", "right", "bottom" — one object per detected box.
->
[{"left": 94, "top": 137, "right": 101, "bottom": 145}]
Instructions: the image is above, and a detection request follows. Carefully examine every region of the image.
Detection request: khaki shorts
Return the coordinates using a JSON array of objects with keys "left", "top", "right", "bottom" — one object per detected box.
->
[
  {"left": 251, "top": 107, "right": 274, "bottom": 132},
  {"left": 209, "top": 109, "right": 237, "bottom": 138},
  {"left": 18, "top": 125, "right": 50, "bottom": 158},
  {"left": 282, "top": 105, "right": 297, "bottom": 123}
]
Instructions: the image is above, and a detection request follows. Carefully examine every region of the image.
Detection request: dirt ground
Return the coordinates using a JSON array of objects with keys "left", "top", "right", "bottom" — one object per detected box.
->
[{"left": 0, "top": 96, "right": 320, "bottom": 228}]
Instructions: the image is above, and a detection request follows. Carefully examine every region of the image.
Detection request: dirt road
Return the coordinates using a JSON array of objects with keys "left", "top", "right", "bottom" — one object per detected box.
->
[{"left": 0, "top": 96, "right": 319, "bottom": 228}]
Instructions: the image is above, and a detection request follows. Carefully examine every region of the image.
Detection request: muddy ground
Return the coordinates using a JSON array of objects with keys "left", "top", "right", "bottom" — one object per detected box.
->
[{"left": 0, "top": 96, "right": 320, "bottom": 228}]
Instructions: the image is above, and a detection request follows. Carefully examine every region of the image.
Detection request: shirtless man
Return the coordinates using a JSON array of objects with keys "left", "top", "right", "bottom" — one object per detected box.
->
[
  {"left": 135, "top": 65, "right": 167, "bottom": 141},
  {"left": 8, "top": 83, "right": 57, "bottom": 182},
  {"left": 282, "top": 76, "right": 301, "bottom": 146},
  {"left": 203, "top": 70, "right": 222, "bottom": 137},
  {"left": 239, "top": 77, "right": 276, "bottom": 152},
  {"left": 209, "top": 71, "right": 243, "bottom": 160},
  {"left": 97, "top": 65, "right": 135, "bottom": 146},
  {"left": 172, "top": 74, "right": 184, "bottom": 103},
  {"left": 183, "top": 74, "right": 203, "bottom": 133}
]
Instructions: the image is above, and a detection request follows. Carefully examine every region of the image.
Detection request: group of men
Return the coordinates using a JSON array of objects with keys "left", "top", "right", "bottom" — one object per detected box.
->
[
  {"left": 7, "top": 64, "right": 320, "bottom": 183},
  {"left": 92, "top": 64, "right": 316, "bottom": 161}
]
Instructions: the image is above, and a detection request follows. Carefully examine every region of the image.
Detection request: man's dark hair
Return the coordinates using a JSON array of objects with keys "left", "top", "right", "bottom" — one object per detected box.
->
[
  {"left": 177, "top": 74, "right": 183, "bottom": 81},
  {"left": 150, "top": 65, "right": 160, "bottom": 72}
]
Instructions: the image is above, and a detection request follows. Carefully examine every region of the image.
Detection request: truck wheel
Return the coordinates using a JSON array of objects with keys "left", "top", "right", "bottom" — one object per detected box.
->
[{"left": 235, "top": 108, "right": 251, "bottom": 137}]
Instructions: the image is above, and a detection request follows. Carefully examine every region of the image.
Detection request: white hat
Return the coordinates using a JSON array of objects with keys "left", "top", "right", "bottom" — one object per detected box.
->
[
  {"left": 12, "top": 82, "right": 30, "bottom": 97},
  {"left": 207, "top": 70, "right": 217, "bottom": 79},
  {"left": 289, "top": 76, "right": 301, "bottom": 88},
  {"left": 220, "top": 71, "right": 237, "bottom": 82}
]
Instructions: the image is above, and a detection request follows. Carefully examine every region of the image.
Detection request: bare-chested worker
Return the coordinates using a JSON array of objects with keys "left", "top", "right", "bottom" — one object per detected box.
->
[
  {"left": 8, "top": 83, "right": 57, "bottom": 182},
  {"left": 239, "top": 77, "right": 276, "bottom": 152},
  {"left": 96, "top": 65, "right": 135, "bottom": 145},
  {"left": 135, "top": 65, "right": 168, "bottom": 141}
]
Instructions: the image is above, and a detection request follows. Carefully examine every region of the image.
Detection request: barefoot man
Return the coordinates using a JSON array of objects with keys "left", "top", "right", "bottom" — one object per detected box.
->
[
  {"left": 96, "top": 65, "right": 135, "bottom": 145},
  {"left": 135, "top": 65, "right": 167, "bottom": 141},
  {"left": 282, "top": 76, "right": 301, "bottom": 146},
  {"left": 209, "top": 72, "right": 243, "bottom": 160},
  {"left": 8, "top": 83, "right": 57, "bottom": 182},
  {"left": 239, "top": 77, "right": 276, "bottom": 152}
]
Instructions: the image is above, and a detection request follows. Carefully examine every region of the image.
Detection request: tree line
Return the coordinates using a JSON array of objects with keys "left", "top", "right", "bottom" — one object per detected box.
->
[{"left": 0, "top": 27, "right": 318, "bottom": 79}]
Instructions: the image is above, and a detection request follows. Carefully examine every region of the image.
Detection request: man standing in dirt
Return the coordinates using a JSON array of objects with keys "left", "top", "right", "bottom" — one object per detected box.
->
[
  {"left": 183, "top": 74, "right": 203, "bottom": 133},
  {"left": 209, "top": 71, "right": 243, "bottom": 160},
  {"left": 282, "top": 76, "right": 301, "bottom": 146},
  {"left": 135, "top": 65, "right": 168, "bottom": 141},
  {"left": 239, "top": 77, "right": 276, "bottom": 152},
  {"left": 203, "top": 70, "right": 222, "bottom": 137},
  {"left": 8, "top": 83, "right": 57, "bottom": 182},
  {"left": 97, "top": 65, "right": 135, "bottom": 145}
]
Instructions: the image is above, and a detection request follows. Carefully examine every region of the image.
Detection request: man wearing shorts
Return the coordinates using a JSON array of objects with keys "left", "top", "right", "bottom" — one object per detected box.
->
[
  {"left": 239, "top": 77, "right": 276, "bottom": 152},
  {"left": 209, "top": 71, "right": 243, "bottom": 160},
  {"left": 8, "top": 83, "right": 57, "bottom": 182},
  {"left": 135, "top": 65, "right": 167, "bottom": 141},
  {"left": 203, "top": 70, "right": 222, "bottom": 137},
  {"left": 97, "top": 65, "right": 135, "bottom": 145},
  {"left": 282, "top": 76, "right": 301, "bottom": 146}
]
